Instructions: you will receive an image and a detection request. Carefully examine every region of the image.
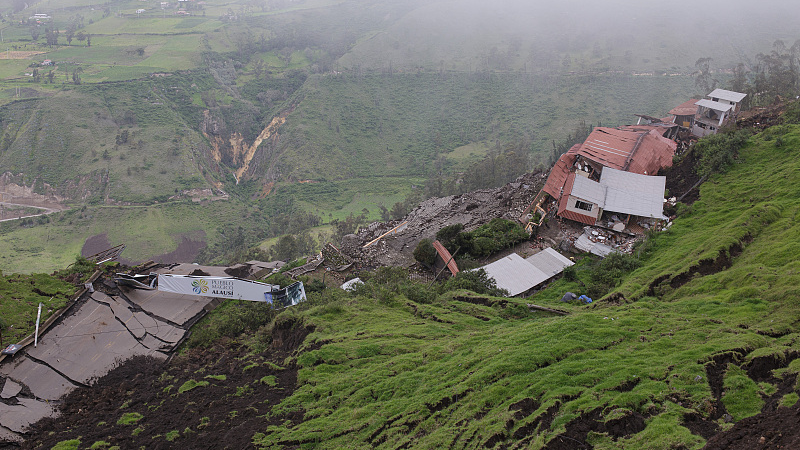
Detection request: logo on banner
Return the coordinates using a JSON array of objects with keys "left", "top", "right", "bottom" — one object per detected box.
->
[{"left": 192, "top": 279, "right": 209, "bottom": 294}]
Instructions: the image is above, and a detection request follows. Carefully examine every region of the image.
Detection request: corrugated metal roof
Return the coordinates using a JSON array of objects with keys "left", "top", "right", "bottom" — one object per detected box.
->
[
  {"left": 600, "top": 167, "right": 666, "bottom": 219},
  {"left": 669, "top": 99, "right": 701, "bottom": 116},
  {"left": 576, "top": 127, "right": 675, "bottom": 176},
  {"left": 695, "top": 99, "right": 734, "bottom": 112},
  {"left": 707, "top": 89, "right": 747, "bottom": 103},
  {"left": 542, "top": 146, "right": 579, "bottom": 199},
  {"left": 625, "top": 130, "right": 676, "bottom": 175},
  {"left": 432, "top": 240, "right": 459, "bottom": 275},
  {"left": 525, "top": 247, "right": 574, "bottom": 278},
  {"left": 570, "top": 175, "right": 605, "bottom": 205},
  {"left": 578, "top": 127, "right": 639, "bottom": 170},
  {"left": 479, "top": 253, "right": 549, "bottom": 296}
]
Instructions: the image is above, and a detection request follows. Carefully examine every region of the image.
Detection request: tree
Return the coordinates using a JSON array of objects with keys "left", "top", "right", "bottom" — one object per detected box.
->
[
  {"left": 45, "top": 25, "right": 59, "bottom": 46},
  {"left": 694, "top": 57, "right": 716, "bottom": 94},
  {"left": 30, "top": 25, "right": 40, "bottom": 42},
  {"left": 413, "top": 239, "right": 438, "bottom": 267},
  {"left": 136, "top": 47, "right": 145, "bottom": 57},
  {"left": 65, "top": 23, "right": 76, "bottom": 45},
  {"left": 72, "top": 67, "right": 83, "bottom": 85},
  {"left": 46, "top": 70, "right": 54, "bottom": 84},
  {"left": 76, "top": 31, "right": 87, "bottom": 45},
  {"left": 253, "top": 59, "right": 264, "bottom": 79}
]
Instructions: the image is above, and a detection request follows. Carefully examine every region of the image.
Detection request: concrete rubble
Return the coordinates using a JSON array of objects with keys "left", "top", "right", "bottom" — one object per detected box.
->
[{"left": 339, "top": 172, "right": 547, "bottom": 268}]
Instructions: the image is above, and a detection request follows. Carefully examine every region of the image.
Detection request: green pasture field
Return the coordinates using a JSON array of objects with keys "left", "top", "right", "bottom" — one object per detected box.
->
[
  {"left": 276, "top": 72, "right": 695, "bottom": 182},
  {"left": 84, "top": 16, "right": 219, "bottom": 35},
  {"left": 0, "top": 60, "right": 39, "bottom": 80},
  {"left": 0, "top": 271, "right": 78, "bottom": 344},
  {"left": 282, "top": 176, "right": 423, "bottom": 222},
  {"left": 0, "top": 199, "right": 250, "bottom": 274},
  {"left": 445, "top": 141, "right": 493, "bottom": 168},
  {"left": 257, "top": 224, "right": 334, "bottom": 253},
  {"left": 245, "top": 123, "right": 800, "bottom": 448}
]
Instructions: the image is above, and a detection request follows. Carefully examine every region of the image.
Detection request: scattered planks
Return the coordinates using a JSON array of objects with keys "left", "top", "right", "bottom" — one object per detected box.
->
[{"left": 526, "top": 303, "right": 569, "bottom": 315}]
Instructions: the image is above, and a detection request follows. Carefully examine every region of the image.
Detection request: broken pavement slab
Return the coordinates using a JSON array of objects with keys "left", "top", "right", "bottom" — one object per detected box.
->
[
  {"left": 120, "top": 287, "right": 211, "bottom": 327},
  {"left": 0, "top": 271, "right": 220, "bottom": 443}
]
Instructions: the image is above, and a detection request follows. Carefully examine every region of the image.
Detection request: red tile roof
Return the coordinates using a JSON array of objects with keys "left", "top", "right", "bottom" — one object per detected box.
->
[{"left": 669, "top": 99, "right": 700, "bottom": 116}]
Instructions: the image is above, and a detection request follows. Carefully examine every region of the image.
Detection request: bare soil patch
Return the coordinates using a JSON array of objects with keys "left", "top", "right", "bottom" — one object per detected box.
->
[
  {"left": 82, "top": 232, "right": 207, "bottom": 266},
  {"left": 22, "top": 320, "right": 313, "bottom": 450},
  {"left": 0, "top": 51, "right": 46, "bottom": 59}
]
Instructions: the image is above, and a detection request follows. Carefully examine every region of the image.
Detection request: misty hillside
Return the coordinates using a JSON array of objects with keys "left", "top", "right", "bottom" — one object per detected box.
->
[
  {"left": 0, "top": 0, "right": 798, "bottom": 269},
  {"left": 15, "top": 110, "right": 800, "bottom": 449}
]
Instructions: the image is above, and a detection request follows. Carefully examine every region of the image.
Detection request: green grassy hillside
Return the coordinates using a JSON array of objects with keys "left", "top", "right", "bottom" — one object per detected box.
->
[
  {"left": 247, "top": 122, "right": 800, "bottom": 448},
  {"left": 273, "top": 72, "right": 694, "bottom": 181},
  {"left": 31, "top": 120, "right": 800, "bottom": 450},
  {"left": 0, "top": 81, "right": 214, "bottom": 203}
]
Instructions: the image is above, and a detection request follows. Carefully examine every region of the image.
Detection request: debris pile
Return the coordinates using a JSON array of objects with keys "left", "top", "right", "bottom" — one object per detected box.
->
[{"left": 339, "top": 172, "right": 547, "bottom": 268}]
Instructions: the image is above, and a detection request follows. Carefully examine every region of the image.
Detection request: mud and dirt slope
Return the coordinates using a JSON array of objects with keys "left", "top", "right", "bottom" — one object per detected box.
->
[{"left": 20, "top": 319, "right": 312, "bottom": 450}]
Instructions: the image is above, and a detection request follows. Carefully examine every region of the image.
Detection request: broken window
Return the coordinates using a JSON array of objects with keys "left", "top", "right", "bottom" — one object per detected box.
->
[{"left": 575, "top": 200, "right": 593, "bottom": 212}]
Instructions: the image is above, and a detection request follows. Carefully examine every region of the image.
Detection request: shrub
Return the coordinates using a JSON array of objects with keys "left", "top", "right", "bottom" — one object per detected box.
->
[
  {"left": 178, "top": 379, "right": 209, "bottom": 394},
  {"left": 436, "top": 224, "right": 465, "bottom": 250},
  {"left": 586, "top": 253, "right": 641, "bottom": 299},
  {"left": 441, "top": 269, "right": 508, "bottom": 297},
  {"left": 117, "top": 412, "right": 143, "bottom": 425},
  {"left": 782, "top": 99, "right": 800, "bottom": 124},
  {"left": 693, "top": 129, "right": 752, "bottom": 176},
  {"left": 413, "top": 238, "right": 438, "bottom": 266},
  {"left": 399, "top": 282, "right": 437, "bottom": 304}
]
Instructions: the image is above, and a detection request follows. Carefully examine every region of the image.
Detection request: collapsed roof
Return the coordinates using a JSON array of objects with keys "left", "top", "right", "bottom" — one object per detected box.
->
[
  {"left": 576, "top": 127, "right": 676, "bottom": 175},
  {"left": 542, "top": 126, "right": 676, "bottom": 205}
]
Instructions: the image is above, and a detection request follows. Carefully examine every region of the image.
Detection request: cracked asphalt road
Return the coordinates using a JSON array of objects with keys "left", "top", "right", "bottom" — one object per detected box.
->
[{"left": 0, "top": 268, "right": 219, "bottom": 444}]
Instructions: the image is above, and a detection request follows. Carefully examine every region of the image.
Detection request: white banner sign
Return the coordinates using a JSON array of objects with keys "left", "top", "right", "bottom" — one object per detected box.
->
[
  {"left": 157, "top": 274, "right": 277, "bottom": 302},
  {"left": 156, "top": 275, "right": 307, "bottom": 307}
]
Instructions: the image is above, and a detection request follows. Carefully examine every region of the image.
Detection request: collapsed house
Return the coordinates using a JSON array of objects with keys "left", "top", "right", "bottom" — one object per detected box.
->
[{"left": 525, "top": 126, "right": 675, "bottom": 233}]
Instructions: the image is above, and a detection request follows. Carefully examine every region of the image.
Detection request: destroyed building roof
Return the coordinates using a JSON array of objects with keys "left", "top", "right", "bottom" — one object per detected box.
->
[
  {"left": 695, "top": 99, "right": 734, "bottom": 112},
  {"left": 570, "top": 174, "right": 606, "bottom": 205},
  {"left": 707, "top": 89, "right": 747, "bottom": 103},
  {"left": 542, "top": 148, "right": 578, "bottom": 198},
  {"left": 575, "top": 127, "right": 675, "bottom": 176},
  {"left": 619, "top": 122, "right": 679, "bottom": 136},
  {"left": 432, "top": 240, "right": 459, "bottom": 276},
  {"left": 560, "top": 169, "right": 667, "bottom": 223},
  {"left": 625, "top": 130, "right": 676, "bottom": 175},
  {"left": 479, "top": 249, "right": 572, "bottom": 297},
  {"left": 599, "top": 167, "right": 667, "bottom": 219},
  {"left": 669, "top": 99, "right": 701, "bottom": 116},
  {"left": 575, "top": 231, "right": 617, "bottom": 257},
  {"left": 525, "top": 247, "right": 574, "bottom": 278},
  {"left": 479, "top": 253, "right": 548, "bottom": 296}
]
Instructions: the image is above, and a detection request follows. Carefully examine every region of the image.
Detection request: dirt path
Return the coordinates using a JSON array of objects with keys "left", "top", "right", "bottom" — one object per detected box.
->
[{"left": 0, "top": 202, "right": 63, "bottom": 223}]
